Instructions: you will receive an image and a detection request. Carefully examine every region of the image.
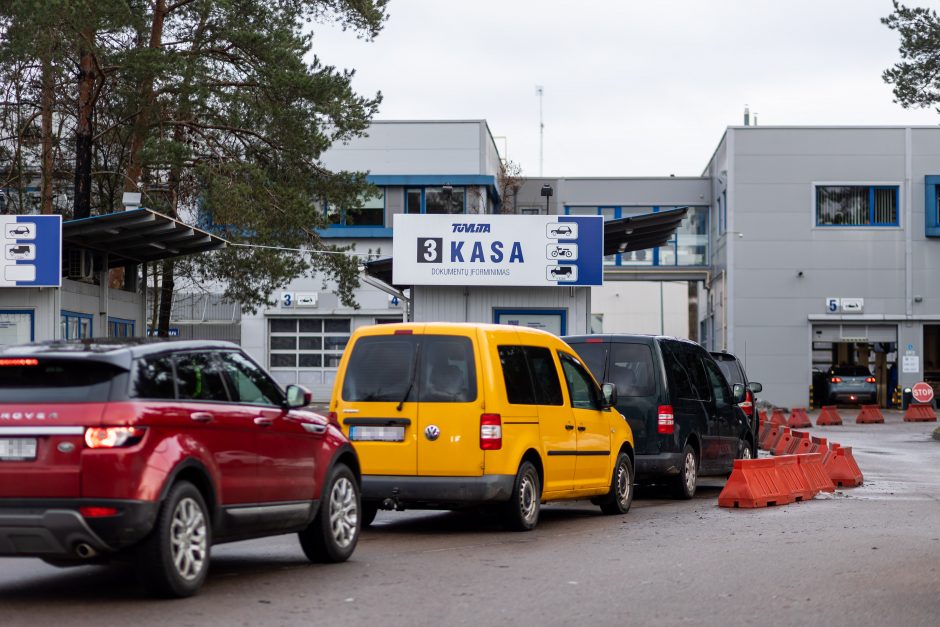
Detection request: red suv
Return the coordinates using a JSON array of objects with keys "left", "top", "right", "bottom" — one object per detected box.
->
[{"left": 0, "top": 340, "right": 362, "bottom": 597}]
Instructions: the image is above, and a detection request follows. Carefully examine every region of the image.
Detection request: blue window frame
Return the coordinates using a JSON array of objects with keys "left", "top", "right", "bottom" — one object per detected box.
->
[
  {"left": 0, "top": 309, "right": 35, "bottom": 343},
  {"left": 108, "top": 317, "right": 135, "bottom": 338},
  {"left": 61, "top": 310, "right": 93, "bottom": 339},
  {"left": 325, "top": 189, "right": 385, "bottom": 227},
  {"left": 926, "top": 176, "right": 940, "bottom": 237},
  {"left": 494, "top": 308, "right": 567, "bottom": 336},
  {"left": 405, "top": 186, "right": 467, "bottom": 214},
  {"left": 815, "top": 185, "right": 900, "bottom": 227}
]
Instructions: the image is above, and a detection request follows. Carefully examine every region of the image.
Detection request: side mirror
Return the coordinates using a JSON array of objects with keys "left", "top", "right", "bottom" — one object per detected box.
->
[
  {"left": 732, "top": 383, "right": 747, "bottom": 405},
  {"left": 601, "top": 382, "right": 618, "bottom": 408},
  {"left": 285, "top": 384, "right": 312, "bottom": 409},
  {"left": 748, "top": 381, "right": 763, "bottom": 394}
]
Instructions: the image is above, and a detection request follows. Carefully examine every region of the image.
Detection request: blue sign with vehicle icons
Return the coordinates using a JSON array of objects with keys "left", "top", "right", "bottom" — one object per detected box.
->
[
  {"left": 0, "top": 215, "right": 61, "bottom": 287},
  {"left": 394, "top": 214, "right": 603, "bottom": 286}
]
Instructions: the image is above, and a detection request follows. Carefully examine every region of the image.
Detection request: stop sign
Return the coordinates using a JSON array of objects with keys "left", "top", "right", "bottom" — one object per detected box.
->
[{"left": 911, "top": 382, "right": 935, "bottom": 404}]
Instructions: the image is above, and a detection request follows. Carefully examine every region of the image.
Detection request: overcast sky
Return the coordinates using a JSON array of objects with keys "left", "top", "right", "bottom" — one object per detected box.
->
[{"left": 312, "top": 0, "right": 940, "bottom": 178}]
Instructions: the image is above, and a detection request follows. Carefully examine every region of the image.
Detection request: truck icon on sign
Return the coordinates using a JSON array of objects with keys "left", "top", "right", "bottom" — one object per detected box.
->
[{"left": 6, "top": 244, "right": 34, "bottom": 260}]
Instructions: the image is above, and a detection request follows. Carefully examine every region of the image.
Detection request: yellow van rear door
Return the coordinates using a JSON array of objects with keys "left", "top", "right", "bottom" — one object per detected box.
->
[
  {"left": 337, "top": 332, "right": 420, "bottom": 476},
  {"left": 415, "top": 333, "right": 484, "bottom": 477}
]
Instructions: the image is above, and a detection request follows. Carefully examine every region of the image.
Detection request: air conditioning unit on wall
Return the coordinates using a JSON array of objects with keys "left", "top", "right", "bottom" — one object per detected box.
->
[{"left": 67, "top": 249, "right": 95, "bottom": 281}]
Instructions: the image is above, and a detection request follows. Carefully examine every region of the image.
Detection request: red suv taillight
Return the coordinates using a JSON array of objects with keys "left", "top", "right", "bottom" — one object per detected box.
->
[
  {"left": 865, "top": 377, "right": 876, "bottom": 383},
  {"left": 84, "top": 427, "right": 146, "bottom": 449},
  {"left": 327, "top": 411, "right": 340, "bottom": 427},
  {"left": 657, "top": 405, "right": 674, "bottom": 435},
  {"left": 480, "top": 413, "right": 502, "bottom": 450},
  {"left": 831, "top": 377, "right": 842, "bottom": 383}
]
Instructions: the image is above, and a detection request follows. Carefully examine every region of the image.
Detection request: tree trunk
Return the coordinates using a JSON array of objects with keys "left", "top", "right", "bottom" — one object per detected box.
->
[
  {"left": 124, "top": 0, "right": 168, "bottom": 194},
  {"left": 73, "top": 29, "right": 95, "bottom": 220},
  {"left": 40, "top": 44, "right": 54, "bottom": 215},
  {"left": 157, "top": 259, "right": 175, "bottom": 337}
]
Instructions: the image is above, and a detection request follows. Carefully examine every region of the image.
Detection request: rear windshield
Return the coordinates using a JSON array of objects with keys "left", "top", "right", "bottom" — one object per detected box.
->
[
  {"left": 0, "top": 359, "right": 122, "bottom": 402},
  {"left": 341, "top": 334, "right": 477, "bottom": 403},
  {"left": 830, "top": 365, "right": 871, "bottom": 377},
  {"left": 608, "top": 343, "right": 656, "bottom": 397},
  {"left": 714, "top": 357, "right": 744, "bottom": 385}
]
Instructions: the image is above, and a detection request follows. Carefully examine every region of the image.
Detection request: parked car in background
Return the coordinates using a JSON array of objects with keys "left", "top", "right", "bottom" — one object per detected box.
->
[
  {"left": 0, "top": 340, "right": 361, "bottom": 598},
  {"left": 826, "top": 364, "right": 877, "bottom": 405},
  {"left": 331, "top": 323, "right": 635, "bottom": 531},
  {"left": 710, "top": 351, "right": 763, "bottom": 437},
  {"left": 565, "top": 335, "right": 753, "bottom": 499}
]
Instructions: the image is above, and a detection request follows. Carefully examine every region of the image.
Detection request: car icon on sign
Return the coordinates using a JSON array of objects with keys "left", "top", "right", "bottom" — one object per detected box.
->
[
  {"left": 550, "top": 266, "right": 573, "bottom": 278},
  {"left": 9, "top": 225, "right": 31, "bottom": 236},
  {"left": 7, "top": 244, "right": 33, "bottom": 260},
  {"left": 550, "top": 225, "right": 573, "bottom": 237}
]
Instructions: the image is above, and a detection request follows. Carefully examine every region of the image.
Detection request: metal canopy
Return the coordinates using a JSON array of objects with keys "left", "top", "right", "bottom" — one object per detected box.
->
[
  {"left": 63, "top": 208, "right": 227, "bottom": 268},
  {"left": 364, "top": 206, "right": 690, "bottom": 289}
]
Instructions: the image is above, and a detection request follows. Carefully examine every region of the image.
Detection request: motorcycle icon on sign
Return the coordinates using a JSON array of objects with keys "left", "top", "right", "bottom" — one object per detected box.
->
[{"left": 546, "top": 243, "right": 578, "bottom": 260}]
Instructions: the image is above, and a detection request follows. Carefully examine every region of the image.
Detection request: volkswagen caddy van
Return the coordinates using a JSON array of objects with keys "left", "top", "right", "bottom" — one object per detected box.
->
[{"left": 329, "top": 323, "right": 635, "bottom": 531}]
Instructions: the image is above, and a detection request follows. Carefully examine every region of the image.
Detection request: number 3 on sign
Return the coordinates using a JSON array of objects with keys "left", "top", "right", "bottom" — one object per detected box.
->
[
  {"left": 281, "top": 292, "right": 294, "bottom": 308},
  {"left": 417, "top": 237, "right": 443, "bottom": 263}
]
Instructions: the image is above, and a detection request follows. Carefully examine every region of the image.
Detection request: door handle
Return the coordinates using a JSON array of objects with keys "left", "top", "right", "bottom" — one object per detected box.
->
[
  {"left": 253, "top": 417, "right": 273, "bottom": 427},
  {"left": 190, "top": 412, "right": 213, "bottom": 423},
  {"left": 564, "top": 424, "right": 575, "bottom": 431},
  {"left": 577, "top": 425, "right": 587, "bottom": 432}
]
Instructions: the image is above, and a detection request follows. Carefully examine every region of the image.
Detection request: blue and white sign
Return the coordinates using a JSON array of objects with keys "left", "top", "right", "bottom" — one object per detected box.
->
[
  {"left": 0, "top": 215, "right": 61, "bottom": 288},
  {"left": 392, "top": 214, "right": 603, "bottom": 286}
]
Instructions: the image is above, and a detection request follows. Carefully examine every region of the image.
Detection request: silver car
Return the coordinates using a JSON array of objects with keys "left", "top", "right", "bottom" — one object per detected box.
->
[{"left": 826, "top": 365, "right": 877, "bottom": 405}]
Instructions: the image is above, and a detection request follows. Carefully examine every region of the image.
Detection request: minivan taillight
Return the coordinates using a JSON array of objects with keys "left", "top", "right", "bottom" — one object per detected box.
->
[
  {"left": 657, "top": 405, "right": 674, "bottom": 435},
  {"left": 480, "top": 413, "right": 502, "bottom": 450},
  {"left": 831, "top": 377, "right": 842, "bottom": 383},
  {"left": 740, "top": 390, "right": 754, "bottom": 416},
  {"left": 865, "top": 377, "right": 876, "bottom": 384}
]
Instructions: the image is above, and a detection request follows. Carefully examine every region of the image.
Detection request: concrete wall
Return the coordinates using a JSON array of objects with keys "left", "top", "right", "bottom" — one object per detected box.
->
[
  {"left": 591, "top": 282, "right": 689, "bottom": 337},
  {"left": 0, "top": 287, "right": 56, "bottom": 344}
]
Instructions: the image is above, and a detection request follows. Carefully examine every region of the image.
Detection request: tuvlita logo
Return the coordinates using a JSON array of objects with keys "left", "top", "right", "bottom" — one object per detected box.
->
[
  {"left": 451, "top": 223, "right": 491, "bottom": 233},
  {"left": 0, "top": 412, "right": 58, "bottom": 421}
]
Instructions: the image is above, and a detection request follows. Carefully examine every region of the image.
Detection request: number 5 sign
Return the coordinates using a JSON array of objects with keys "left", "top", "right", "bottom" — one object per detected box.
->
[{"left": 826, "top": 297, "right": 840, "bottom": 313}]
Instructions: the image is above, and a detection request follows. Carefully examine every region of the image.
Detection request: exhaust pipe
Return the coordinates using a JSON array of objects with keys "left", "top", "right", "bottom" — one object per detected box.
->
[{"left": 75, "top": 543, "right": 97, "bottom": 559}]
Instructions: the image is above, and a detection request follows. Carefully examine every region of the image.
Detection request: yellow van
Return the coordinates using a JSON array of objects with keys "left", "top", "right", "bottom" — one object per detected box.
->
[{"left": 329, "top": 322, "right": 635, "bottom": 531}]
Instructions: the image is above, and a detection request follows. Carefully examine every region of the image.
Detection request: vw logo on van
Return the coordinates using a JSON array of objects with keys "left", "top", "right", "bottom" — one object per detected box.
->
[{"left": 424, "top": 425, "right": 441, "bottom": 441}]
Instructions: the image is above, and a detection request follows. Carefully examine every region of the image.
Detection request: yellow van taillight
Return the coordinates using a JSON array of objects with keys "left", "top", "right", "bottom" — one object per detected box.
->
[{"left": 480, "top": 413, "right": 502, "bottom": 450}]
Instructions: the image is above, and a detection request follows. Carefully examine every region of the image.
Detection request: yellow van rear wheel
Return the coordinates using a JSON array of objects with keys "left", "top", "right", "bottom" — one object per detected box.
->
[{"left": 502, "top": 461, "right": 540, "bottom": 531}]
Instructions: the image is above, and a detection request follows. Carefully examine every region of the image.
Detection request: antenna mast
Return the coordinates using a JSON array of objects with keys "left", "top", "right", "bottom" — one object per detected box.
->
[{"left": 536, "top": 85, "right": 544, "bottom": 176}]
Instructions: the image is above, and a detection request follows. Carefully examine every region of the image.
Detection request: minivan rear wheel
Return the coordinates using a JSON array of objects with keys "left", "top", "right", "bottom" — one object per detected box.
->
[
  {"left": 502, "top": 461, "right": 540, "bottom": 531},
  {"left": 599, "top": 452, "right": 634, "bottom": 515},
  {"left": 671, "top": 444, "right": 698, "bottom": 500}
]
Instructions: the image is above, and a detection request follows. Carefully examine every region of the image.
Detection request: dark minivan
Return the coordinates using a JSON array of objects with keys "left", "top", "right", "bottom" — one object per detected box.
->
[{"left": 564, "top": 334, "right": 754, "bottom": 498}]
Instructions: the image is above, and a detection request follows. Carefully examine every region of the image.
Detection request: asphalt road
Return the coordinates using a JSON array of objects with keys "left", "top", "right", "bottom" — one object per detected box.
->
[{"left": 1, "top": 410, "right": 939, "bottom": 626}]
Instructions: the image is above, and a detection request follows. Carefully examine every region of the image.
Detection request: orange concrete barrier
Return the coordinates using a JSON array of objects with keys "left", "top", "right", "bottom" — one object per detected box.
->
[
  {"left": 760, "top": 424, "right": 785, "bottom": 451},
  {"left": 856, "top": 404, "right": 885, "bottom": 424},
  {"left": 759, "top": 409, "right": 769, "bottom": 424},
  {"left": 784, "top": 430, "right": 813, "bottom": 455},
  {"left": 758, "top": 419, "right": 773, "bottom": 447},
  {"left": 718, "top": 458, "right": 794, "bottom": 508},
  {"left": 824, "top": 445, "right": 863, "bottom": 487},
  {"left": 771, "top": 427, "right": 794, "bottom": 456},
  {"left": 770, "top": 408, "right": 788, "bottom": 427},
  {"left": 816, "top": 405, "right": 843, "bottom": 426},
  {"left": 774, "top": 455, "right": 816, "bottom": 502},
  {"left": 903, "top": 404, "right": 937, "bottom": 422},
  {"left": 797, "top": 453, "right": 835, "bottom": 494},
  {"left": 788, "top": 407, "right": 812, "bottom": 428},
  {"left": 809, "top": 436, "right": 831, "bottom": 461}
]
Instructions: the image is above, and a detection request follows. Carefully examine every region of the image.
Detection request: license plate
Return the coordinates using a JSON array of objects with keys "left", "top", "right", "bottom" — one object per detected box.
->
[
  {"left": 0, "top": 438, "right": 37, "bottom": 461},
  {"left": 349, "top": 426, "right": 405, "bottom": 442}
]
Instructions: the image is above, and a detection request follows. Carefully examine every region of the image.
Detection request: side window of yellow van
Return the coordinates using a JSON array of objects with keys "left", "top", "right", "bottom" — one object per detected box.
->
[
  {"left": 558, "top": 352, "right": 603, "bottom": 410},
  {"left": 498, "top": 345, "right": 563, "bottom": 406}
]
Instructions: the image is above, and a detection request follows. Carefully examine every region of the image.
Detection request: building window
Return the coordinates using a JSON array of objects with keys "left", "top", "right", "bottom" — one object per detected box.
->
[
  {"left": 0, "top": 309, "right": 35, "bottom": 346},
  {"left": 926, "top": 175, "right": 940, "bottom": 237},
  {"left": 326, "top": 189, "right": 385, "bottom": 226},
  {"left": 269, "top": 317, "right": 351, "bottom": 370},
  {"left": 108, "top": 317, "right": 135, "bottom": 337},
  {"left": 404, "top": 187, "right": 466, "bottom": 214},
  {"left": 816, "top": 185, "right": 899, "bottom": 227},
  {"left": 61, "top": 311, "right": 93, "bottom": 339}
]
